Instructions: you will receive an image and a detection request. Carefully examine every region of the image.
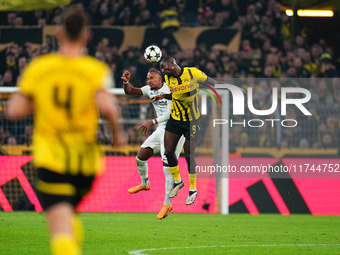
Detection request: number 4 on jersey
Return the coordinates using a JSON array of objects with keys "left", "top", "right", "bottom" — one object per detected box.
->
[{"left": 53, "top": 86, "right": 73, "bottom": 119}]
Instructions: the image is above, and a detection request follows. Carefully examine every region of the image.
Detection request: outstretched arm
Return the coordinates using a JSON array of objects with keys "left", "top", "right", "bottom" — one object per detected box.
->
[
  {"left": 205, "top": 77, "right": 218, "bottom": 86},
  {"left": 190, "top": 67, "right": 218, "bottom": 88},
  {"left": 121, "top": 71, "right": 143, "bottom": 96},
  {"left": 138, "top": 109, "right": 171, "bottom": 134},
  {"left": 204, "top": 76, "right": 245, "bottom": 93},
  {"left": 151, "top": 93, "right": 172, "bottom": 102}
]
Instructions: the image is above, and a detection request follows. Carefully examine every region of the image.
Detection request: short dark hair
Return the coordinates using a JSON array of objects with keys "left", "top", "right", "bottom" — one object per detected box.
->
[
  {"left": 148, "top": 69, "right": 162, "bottom": 77},
  {"left": 160, "top": 56, "right": 175, "bottom": 66},
  {"left": 61, "top": 6, "right": 87, "bottom": 41}
]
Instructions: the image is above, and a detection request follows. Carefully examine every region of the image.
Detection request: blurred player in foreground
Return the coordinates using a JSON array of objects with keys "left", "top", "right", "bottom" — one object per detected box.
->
[
  {"left": 155, "top": 56, "right": 216, "bottom": 205},
  {"left": 121, "top": 69, "right": 185, "bottom": 219},
  {"left": 7, "top": 6, "right": 123, "bottom": 255}
]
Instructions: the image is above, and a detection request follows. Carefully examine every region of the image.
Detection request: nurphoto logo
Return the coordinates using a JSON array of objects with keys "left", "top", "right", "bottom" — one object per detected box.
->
[{"left": 200, "top": 83, "right": 312, "bottom": 128}]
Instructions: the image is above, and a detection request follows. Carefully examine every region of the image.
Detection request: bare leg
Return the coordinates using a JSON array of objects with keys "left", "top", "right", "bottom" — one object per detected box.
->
[
  {"left": 137, "top": 147, "right": 154, "bottom": 161},
  {"left": 164, "top": 131, "right": 181, "bottom": 167},
  {"left": 47, "top": 202, "right": 79, "bottom": 255},
  {"left": 47, "top": 202, "right": 74, "bottom": 238},
  {"left": 183, "top": 138, "right": 197, "bottom": 174}
]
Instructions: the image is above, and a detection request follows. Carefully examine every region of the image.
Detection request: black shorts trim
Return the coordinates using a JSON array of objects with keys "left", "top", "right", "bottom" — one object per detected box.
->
[
  {"left": 165, "top": 116, "right": 200, "bottom": 140},
  {"left": 36, "top": 168, "right": 95, "bottom": 210}
]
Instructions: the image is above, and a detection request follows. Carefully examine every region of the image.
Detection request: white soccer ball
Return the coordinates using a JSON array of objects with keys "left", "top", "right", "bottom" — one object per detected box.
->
[{"left": 144, "top": 45, "right": 162, "bottom": 63}]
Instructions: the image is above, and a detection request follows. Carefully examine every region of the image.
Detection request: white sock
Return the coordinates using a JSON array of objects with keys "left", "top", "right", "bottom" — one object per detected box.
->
[
  {"left": 136, "top": 157, "right": 149, "bottom": 187},
  {"left": 163, "top": 166, "right": 174, "bottom": 206}
]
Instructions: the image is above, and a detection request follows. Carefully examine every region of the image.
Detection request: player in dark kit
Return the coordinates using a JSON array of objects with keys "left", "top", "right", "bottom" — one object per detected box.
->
[{"left": 154, "top": 56, "right": 217, "bottom": 205}]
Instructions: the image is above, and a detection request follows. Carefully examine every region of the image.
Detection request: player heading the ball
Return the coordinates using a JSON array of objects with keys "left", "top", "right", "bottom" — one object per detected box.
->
[{"left": 121, "top": 69, "right": 185, "bottom": 219}]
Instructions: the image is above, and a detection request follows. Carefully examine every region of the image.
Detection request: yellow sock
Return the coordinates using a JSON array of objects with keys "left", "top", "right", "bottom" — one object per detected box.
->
[
  {"left": 51, "top": 234, "right": 79, "bottom": 255},
  {"left": 169, "top": 165, "right": 181, "bottom": 182},
  {"left": 72, "top": 215, "right": 84, "bottom": 247},
  {"left": 189, "top": 173, "right": 197, "bottom": 190}
]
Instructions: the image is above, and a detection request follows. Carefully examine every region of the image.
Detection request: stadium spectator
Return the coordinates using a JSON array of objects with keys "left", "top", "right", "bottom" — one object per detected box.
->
[
  {"left": 7, "top": 136, "right": 17, "bottom": 145},
  {"left": 280, "top": 139, "right": 289, "bottom": 149},
  {"left": 27, "top": 10, "right": 46, "bottom": 25},
  {"left": 263, "top": 66, "right": 274, "bottom": 78},
  {"left": 312, "top": 79, "right": 333, "bottom": 105},
  {"left": 257, "top": 125, "right": 274, "bottom": 147},
  {"left": 6, "top": 13, "right": 17, "bottom": 26},
  {"left": 0, "top": 128, "right": 10, "bottom": 145},
  {"left": 239, "top": 132, "right": 248, "bottom": 148},
  {"left": 319, "top": 54, "right": 340, "bottom": 77},
  {"left": 22, "top": 125, "right": 33, "bottom": 146},
  {"left": 299, "top": 139, "right": 309, "bottom": 149},
  {"left": 40, "top": 43, "right": 50, "bottom": 55},
  {"left": 14, "top": 16, "right": 24, "bottom": 26},
  {"left": 0, "top": 70, "right": 15, "bottom": 87},
  {"left": 302, "top": 52, "right": 317, "bottom": 77},
  {"left": 1, "top": 52, "right": 17, "bottom": 73},
  {"left": 321, "top": 133, "right": 335, "bottom": 149},
  {"left": 334, "top": 91, "right": 340, "bottom": 107},
  {"left": 314, "top": 122, "right": 329, "bottom": 148},
  {"left": 12, "top": 56, "right": 27, "bottom": 82}
]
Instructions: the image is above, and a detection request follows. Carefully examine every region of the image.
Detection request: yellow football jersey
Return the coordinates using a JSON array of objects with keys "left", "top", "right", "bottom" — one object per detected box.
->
[
  {"left": 164, "top": 67, "right": 207, "bottom": 121},
  {"left": 19, "top": 53, "right": 112, "bottom": 176}
]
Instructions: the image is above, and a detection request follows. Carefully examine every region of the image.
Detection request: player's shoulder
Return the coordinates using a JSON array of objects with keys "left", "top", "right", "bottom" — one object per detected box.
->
[
  {"left": 21, "top": 53, "right": 58, "bottom": 76},
  {"left": 184, "top": 67, "right": 199, "bottom": 72},
  {"left": 27, "top": 53, "right": 57, "bottom": 68},
  {"left": 161, "top": 82, "right": 171, "bottom": 92},
  {"left": 141, "top": 85, "right": 151, "bottom": 93},
  {"left": 183, "top": 67, "right": 198, "bottom": 76},
  {"left": 185, "top": 67, "right": 205, "bottom": 74},
  {"left": 184, "top": 66, "right": 207, "bottom": 78},
  {"left": 184, "top": 67, "right": 198, "bottom": 70}
]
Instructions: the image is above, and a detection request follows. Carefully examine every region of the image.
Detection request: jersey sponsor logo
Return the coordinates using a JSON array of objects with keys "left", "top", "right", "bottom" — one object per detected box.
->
[
  {"left": 153, "top": 100, "right": 168, "bottom": 106},
  {"left": 149, "top": 91, "right": 164, "bottom": 96},
  {"left": 170, "top": 83, "right": 195, "bottom": 93}
]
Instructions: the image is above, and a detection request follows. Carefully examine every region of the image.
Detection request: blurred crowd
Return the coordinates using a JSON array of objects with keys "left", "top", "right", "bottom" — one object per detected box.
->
[
  {"left": 0, "top": 0, "right": 267, "bottom": 27},
  {"left": 0, "top": 0, "right": 340, "bottom": 151}
]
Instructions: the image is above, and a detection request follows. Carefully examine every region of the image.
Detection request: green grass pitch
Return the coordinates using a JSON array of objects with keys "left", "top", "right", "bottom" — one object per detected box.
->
[{"left": 1, "top": 212, "right": 339, "bottom": 254}]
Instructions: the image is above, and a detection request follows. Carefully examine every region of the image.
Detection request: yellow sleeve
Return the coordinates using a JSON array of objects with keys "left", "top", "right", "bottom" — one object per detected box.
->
[
  {"left": 18, "top": 60, "right": 37, "bottom": 98},
  {"left": 190, "top": 67, "right": 208, "bottom": 81},
  {"left": 93, "top": 62, "right": 113, "bottom": 90}
]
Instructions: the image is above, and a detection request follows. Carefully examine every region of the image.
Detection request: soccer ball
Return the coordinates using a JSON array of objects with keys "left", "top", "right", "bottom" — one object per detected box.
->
[{"left": 144, "top": 45, "right": 162, "bottom": 63}]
